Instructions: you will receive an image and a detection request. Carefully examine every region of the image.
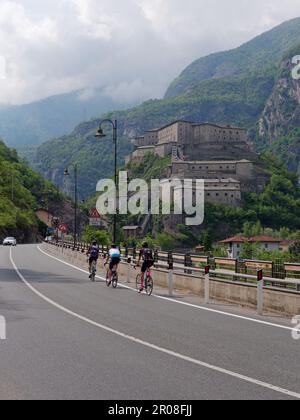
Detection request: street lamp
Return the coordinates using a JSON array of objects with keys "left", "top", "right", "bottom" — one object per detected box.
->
[
  {"left": 95, "top": 119, "right": 118, "bottom": 244},
  {"left": 64, "top": 163, "right": 78, "bottom": 248}
]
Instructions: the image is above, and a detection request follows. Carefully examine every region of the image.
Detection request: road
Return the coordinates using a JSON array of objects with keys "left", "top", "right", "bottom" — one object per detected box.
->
[{"left": 0, "top": 244, "right": 299, "bottom": 400}]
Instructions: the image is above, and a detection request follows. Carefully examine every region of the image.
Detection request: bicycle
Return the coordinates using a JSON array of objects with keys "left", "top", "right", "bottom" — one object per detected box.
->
[
  {"left": 106, "top": 265, "right": 119, "bottom": 289},
  {"left": 136, "top": 267, "right": 154, "bottom": 296}
]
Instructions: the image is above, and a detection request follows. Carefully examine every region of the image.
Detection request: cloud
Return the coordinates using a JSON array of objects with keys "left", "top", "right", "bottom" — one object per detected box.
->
[{"left": 0, "top": 0, "right": 299, "bottom": 105}]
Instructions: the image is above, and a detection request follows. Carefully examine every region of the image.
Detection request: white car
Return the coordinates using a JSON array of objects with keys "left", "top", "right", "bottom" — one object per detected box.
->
[{"left": 3, "top": 237, "right": 17, "bottom": 246}]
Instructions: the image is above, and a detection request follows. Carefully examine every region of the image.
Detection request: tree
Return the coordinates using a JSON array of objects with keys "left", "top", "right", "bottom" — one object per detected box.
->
[
  {"left": 202, "top": 230, "right": 213, "bottom": 253},
  {"left": 156, "top": 233, "right": 175, "bottom": 251},
  {"left": 81, "top": 226, "right": 110, "bottom": 246},
  {"left": 290, "top": 241, "right": 300, "bottom": 256}
]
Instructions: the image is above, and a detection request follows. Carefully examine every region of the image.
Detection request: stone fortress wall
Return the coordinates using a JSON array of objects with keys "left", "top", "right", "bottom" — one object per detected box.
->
[{"left": 125, "top": 120, "right": 269, "bottom": 207}]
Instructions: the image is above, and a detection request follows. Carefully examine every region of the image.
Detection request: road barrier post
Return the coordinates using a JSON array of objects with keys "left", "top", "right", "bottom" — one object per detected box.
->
[
  {"left": 204, "top": 266, "right": 210, "bottom": 304},
  {"left": 168, "top": 255, "right": 174, "bottom": 297},
  {"left": 127, "top": 257, "right": 132, "bottom": 284},
  {"left": 257, "top": 270, "right": 264, "bottom": 316}
]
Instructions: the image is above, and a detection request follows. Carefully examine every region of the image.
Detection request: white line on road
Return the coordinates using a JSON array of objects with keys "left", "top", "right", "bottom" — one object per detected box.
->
[
  {"left": 37, "top": 245, "right": 295, "bottom": 332},
  {"left": 9, "top": 247, "right": 300, "bottom": 400}
]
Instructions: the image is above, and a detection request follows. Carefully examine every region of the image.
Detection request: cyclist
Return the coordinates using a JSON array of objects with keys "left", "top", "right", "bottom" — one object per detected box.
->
[
  {"left": 87, "top": 241, "right": 100, "bottom": 279},
  {"left": 136, "top": 242, "right": 154, "bottom": 293},
  {"left": 105, "top": 244, "right": 121, "bottom": 285}
]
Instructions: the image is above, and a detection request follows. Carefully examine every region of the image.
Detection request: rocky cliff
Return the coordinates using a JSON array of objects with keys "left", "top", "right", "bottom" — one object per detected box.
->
[{"left": 259, "top": 55, "right": 300, "bottom": 144}]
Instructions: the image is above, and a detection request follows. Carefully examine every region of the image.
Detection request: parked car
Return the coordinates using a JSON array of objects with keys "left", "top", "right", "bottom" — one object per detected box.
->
[{"left": 3, "top": 237, "right": 17, "bottom": 246}]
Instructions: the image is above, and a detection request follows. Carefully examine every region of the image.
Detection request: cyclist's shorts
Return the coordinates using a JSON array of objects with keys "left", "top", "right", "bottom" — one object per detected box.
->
[
  {"left": 89, "top": 257, "right": 98, "bottom": 265},
  {"left": 141, "top": 260, "right": 154, "bottom": 273},
  {"left": 110, "top": 257, "right": 121, "bottom": 270}
]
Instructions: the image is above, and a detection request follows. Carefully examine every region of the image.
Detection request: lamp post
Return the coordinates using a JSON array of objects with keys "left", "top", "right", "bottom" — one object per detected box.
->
[
  {"left": 64, "top": 164, "right": 78, "bottom": 248},
  {"left": 95, "top": 119, "right": 118, "bottom": 244}
]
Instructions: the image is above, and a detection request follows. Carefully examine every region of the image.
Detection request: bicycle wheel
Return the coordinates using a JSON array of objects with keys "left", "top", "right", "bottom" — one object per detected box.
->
[
  {"left": 91, "top": 262, "right": 97, "bottom": 282},
  {"left": 106, "top": 271, "right": 111, "bottom": 287},
  {"left": 136, "top": 273, "right": 142, "bottom": 291},
  {"left": 112, "top": 272, "right": 118, "bottom": 289},
  {"left": 146, "top": 276, "right": 153, "bottom": 296}
]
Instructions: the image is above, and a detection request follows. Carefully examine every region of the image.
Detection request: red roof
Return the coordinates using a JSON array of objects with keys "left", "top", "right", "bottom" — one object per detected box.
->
[
  {"left": 220, "top": 235, "right": 282, "bottom": 244},
  {"left": 219, "top": 236, "right": 248, "bottom": 244},
  {"left": 249, "top": 236, "right": 282, "bottom": 243}
]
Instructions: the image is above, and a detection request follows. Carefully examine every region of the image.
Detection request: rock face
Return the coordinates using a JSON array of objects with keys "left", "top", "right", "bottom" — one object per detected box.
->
[{"left": 259, "top": 57, "right": 300, "bottom": 144}]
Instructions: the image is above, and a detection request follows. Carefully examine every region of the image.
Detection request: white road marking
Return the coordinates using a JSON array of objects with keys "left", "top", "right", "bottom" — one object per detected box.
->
[
  {"left": 37, "top": 245, "right": 294, "bottom": 332},
  {"left": 10, "top": 248, "right": 300, "bottom": 400}
]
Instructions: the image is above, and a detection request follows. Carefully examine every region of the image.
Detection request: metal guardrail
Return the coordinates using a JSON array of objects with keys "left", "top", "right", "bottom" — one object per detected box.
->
[
  {"left": 50, "top": 241, "right": 300, "bottom": 295},
  {"left": 48, "top": 241, "right": 300, "bottom": 316}
]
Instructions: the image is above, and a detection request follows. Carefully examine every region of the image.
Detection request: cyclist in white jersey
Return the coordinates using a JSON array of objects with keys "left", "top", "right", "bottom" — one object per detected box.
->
[{"left": 105, "top": 244, "right": 121, "bottom": 284}]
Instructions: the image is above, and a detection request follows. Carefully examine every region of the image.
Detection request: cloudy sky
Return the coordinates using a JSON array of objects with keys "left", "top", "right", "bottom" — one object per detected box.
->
[{"left": 0, "top": 0, "right": 299, "bottom": 105}]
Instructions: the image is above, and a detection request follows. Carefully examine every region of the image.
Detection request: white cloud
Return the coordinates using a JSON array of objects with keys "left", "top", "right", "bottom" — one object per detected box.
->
[{"left": 0, "top": 0, "right": 299, "bottom": 105}]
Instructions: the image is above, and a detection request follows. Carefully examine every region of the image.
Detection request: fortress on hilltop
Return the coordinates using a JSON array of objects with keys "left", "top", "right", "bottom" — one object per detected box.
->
[{"left": 125, "top": 120, "right": 269, "bottom": 207}]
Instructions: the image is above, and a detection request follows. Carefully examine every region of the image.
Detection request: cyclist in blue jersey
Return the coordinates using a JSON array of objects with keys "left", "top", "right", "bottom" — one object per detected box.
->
[{"left": 105, "top": 244, "right": 121, "bottom": 285}]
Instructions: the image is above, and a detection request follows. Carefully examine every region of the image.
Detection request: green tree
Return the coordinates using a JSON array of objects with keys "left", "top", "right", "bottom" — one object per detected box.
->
[
  {"left": 156, "top": 233, "right": 175, "bottom": 251},
  {"left": 202, "top": 230, "right": 213, "bottom": 253},
  {"left": 81, "top": 226, "right": 110, "bottom": 246}
]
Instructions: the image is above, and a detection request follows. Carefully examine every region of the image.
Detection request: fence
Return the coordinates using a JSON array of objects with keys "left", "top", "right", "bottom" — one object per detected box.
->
[
  {"left": 46, "top": 241, "right": 300, "bottom": 316},
  {"left": 53, "top": 240, "right": 300, "bottom": 293}
]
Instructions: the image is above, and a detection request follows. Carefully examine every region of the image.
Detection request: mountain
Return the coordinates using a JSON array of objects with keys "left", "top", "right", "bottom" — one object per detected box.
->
[
  {"left": 30, "top": 18, "right": 300, "bottom": 198},
  {"left": 165, "top": 17, "right": 300, "bottom": 98},
  {"left": 0, "top": 140, "right": 64, "bottom": 242},
  {"left": 259, "top": 46, "right": 300, "bottom": 144},
  {"left": 0, "top": 89, "right": 137, "bottom": 149}
]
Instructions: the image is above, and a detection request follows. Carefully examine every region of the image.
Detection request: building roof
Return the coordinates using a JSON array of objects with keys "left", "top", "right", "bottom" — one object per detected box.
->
[
  {"left": 136, "top": 145, "right": 155, "bottom": 150},
  {"left": 192, "top": 122, "right": 245, "bottom": 131},
  {"left": 249, "top": 236, "right": 282, "bottom": 243},
  {"left": 204, "top": 178, "right": 240, "bottom": 184},
  {"left": 173, "top": 159, "right": 251, "bottom": 165},
  {"left": 219, "top": 236, "right": 282, "bottom": 244},
  {"left": 219, "top": 236, "right": 248, "bottom": 244},
  {"left": 122, "top": 226, "right": 141, "bottom": 231},
  {"left": 141, "top": 120, "right": 246, "bottom": 138}
]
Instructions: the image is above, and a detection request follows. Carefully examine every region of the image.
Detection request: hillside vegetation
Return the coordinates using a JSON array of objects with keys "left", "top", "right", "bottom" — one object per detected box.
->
[{"left": 0, "top": 140, "right": 63, "bottom": 242}]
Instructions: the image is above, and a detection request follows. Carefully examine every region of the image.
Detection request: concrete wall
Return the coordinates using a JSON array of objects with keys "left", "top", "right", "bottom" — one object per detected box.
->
[{"left": 43, "top": 243, "right": 300, "bottom": 317}]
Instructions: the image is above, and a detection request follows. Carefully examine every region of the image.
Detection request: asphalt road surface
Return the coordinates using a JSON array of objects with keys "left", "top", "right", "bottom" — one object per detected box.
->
[{"left": 0, "top": 244, "right": 299, "bottom": 400}]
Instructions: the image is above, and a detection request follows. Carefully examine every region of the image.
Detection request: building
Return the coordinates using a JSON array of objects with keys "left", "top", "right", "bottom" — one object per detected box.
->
[
  {"left": 170, "top": 156, "right": 255, "bottom": 193},
  {"left": 279, "top": 240, "right": 295, "bottom": 253},
  {"left": 204, "top": 178, "right": 242, "bottom": 206},
  {"left": 125, "top": 119, "right": 269, "bottom": 207},
  {"left": 219, "top": 236, "right": 282, "bottom": 259},
  {"left": 123, "top": 226, "right": 142, "bottom": 240},
  {"left": 126, "top": 120, "right": 257, "bottom": 164}
]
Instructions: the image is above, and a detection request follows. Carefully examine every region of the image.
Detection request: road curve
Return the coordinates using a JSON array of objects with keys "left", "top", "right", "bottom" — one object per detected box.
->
[{"left": 0, "top": 244, "right": 299, "bottom": 400}]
